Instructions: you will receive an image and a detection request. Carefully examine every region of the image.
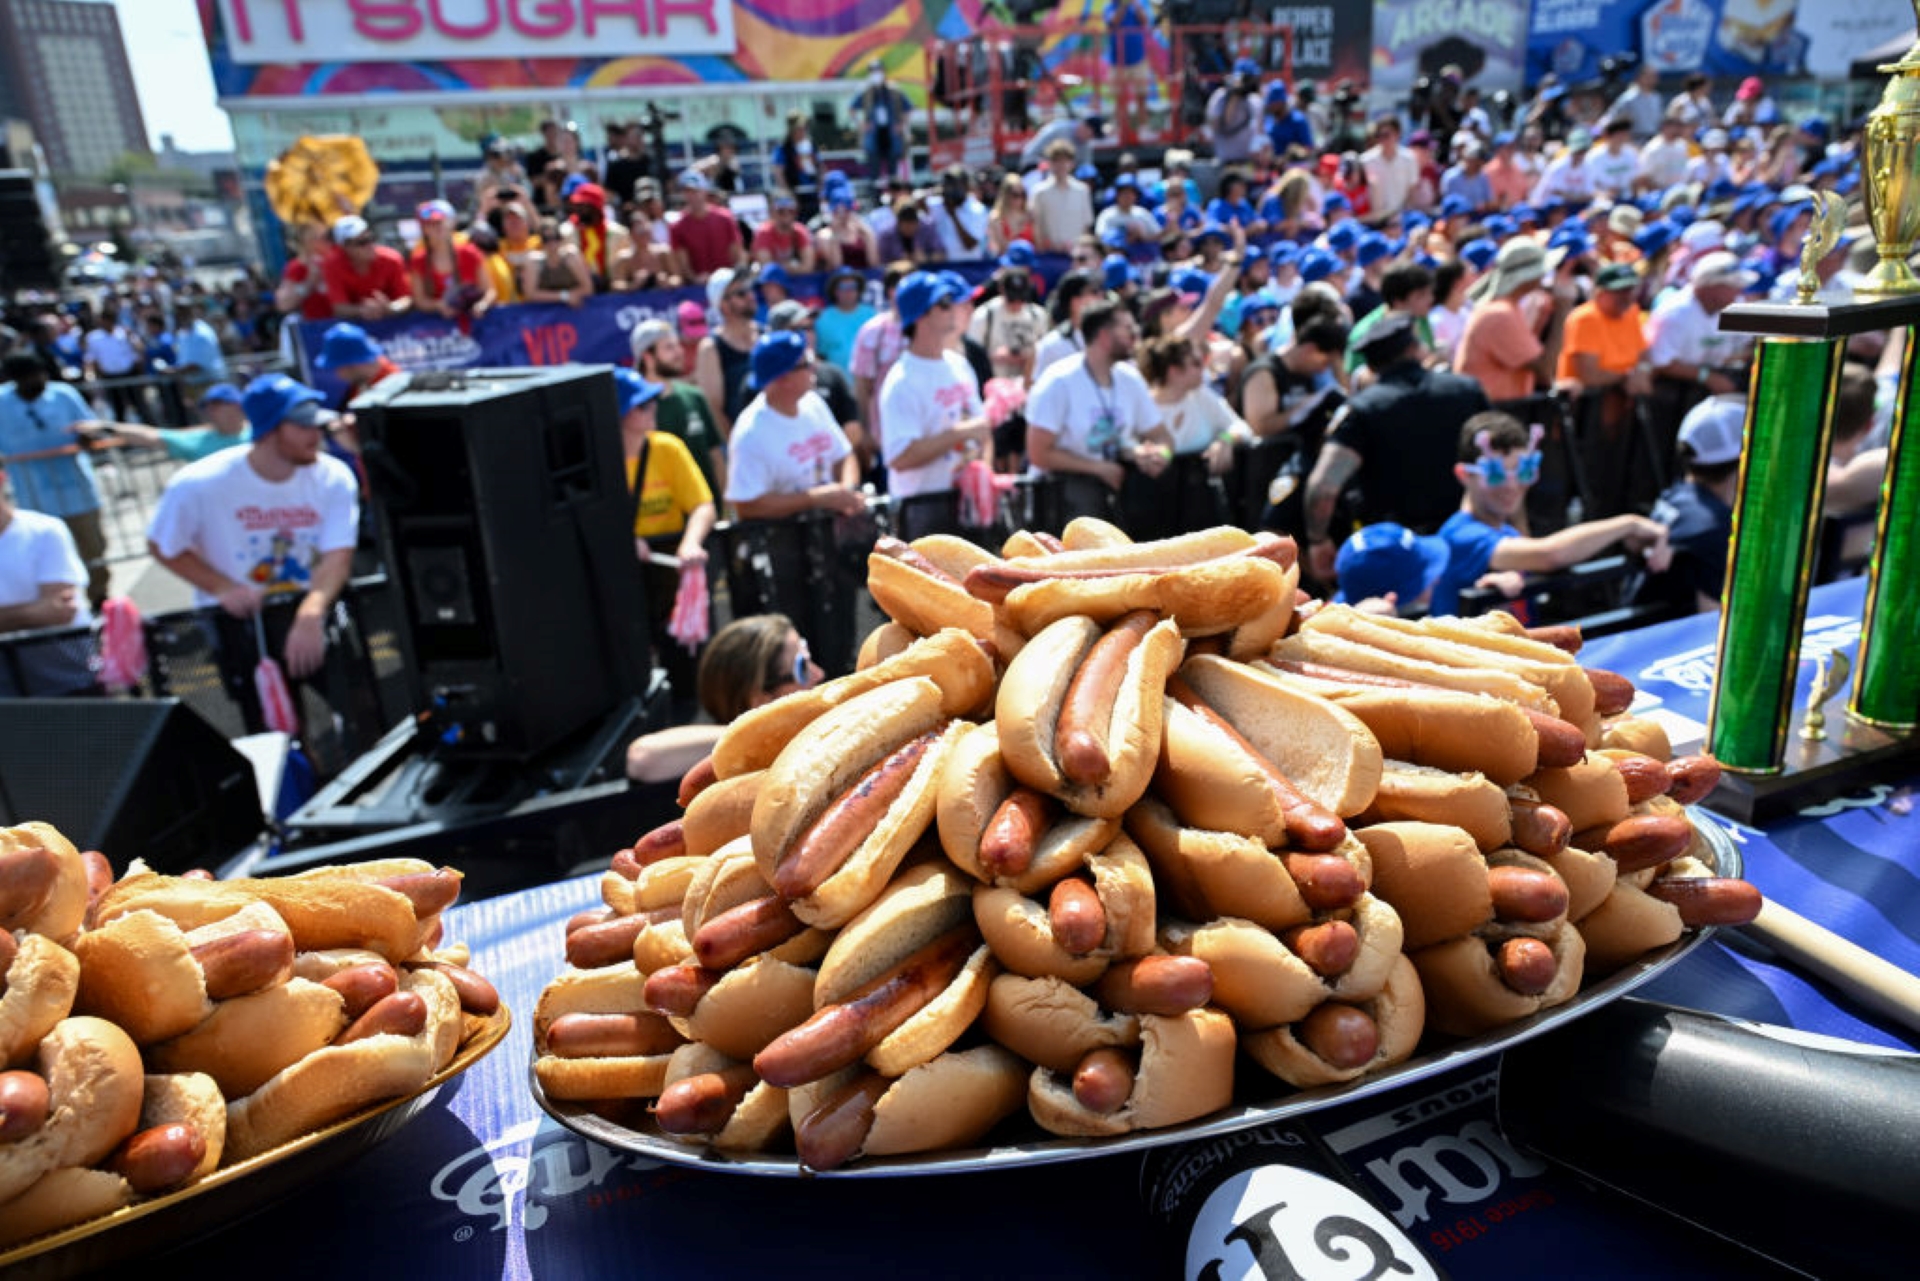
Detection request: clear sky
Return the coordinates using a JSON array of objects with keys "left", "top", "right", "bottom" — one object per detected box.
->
[{"left": 113, "top": 0, "right": 235, "bottom": 153}]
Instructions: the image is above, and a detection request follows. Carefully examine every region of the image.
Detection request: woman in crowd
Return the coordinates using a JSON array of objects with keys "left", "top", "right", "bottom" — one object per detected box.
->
[
  {"left": 519, "top": 216, "right": 595, "bottom": 306},
  {"left": 623, "top": 612, "right": 823, "bottom": 784},
  {"left": 987, "top": 174, "right": 1037, "bottom": 256},
  {"left": 1427, "top": 257, "right": 1473, "bottom": 361},
  {"left": 814, "top": 190, "right": 879, "bottom": 272},
  {"left": 408, "top": 200, "right": 495, "bottom": 321}
]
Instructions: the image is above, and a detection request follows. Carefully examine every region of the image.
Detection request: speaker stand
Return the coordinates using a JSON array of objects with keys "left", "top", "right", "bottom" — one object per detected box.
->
[{"left": 264, "top": 691, "right": 664, "bottom": 899}]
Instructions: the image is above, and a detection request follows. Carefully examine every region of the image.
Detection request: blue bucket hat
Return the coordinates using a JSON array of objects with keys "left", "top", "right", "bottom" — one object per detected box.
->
[
  {"left": 894, "top": 270, "right": 966, "bottom": 329},
  {"left": 746, "top": 331, "right": 809, "bottom": 390},
  {"left": 1298, "top": 247, "right": 1341, "bottom": 283},
  {"left": 242, "top": 373, "right": 328, "bottom": 440},
  {"left": 614, "top": 369, "right": 665, "bottom": 417},
  {"left": 1354, "top": 232, "right": 1393, "bottom": 268},
  {"left": 1335, "top": 523, "right": 1450, "bottom": 606},
  {"left": 311, "top": 322, "right": 383, "bottom": 371}
]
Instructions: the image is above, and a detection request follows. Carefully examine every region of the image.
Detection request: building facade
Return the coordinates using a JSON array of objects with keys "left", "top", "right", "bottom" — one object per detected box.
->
[{"left": 0, "top": 0, "right": 150, "bottom": 179}]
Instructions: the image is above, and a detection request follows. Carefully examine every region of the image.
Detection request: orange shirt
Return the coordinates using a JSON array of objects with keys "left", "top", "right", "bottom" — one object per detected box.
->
[
  {"left": 1456, "top": 298, "right": 1543, "bottom": 403},
  {"left": 1556, "top": 301, "right": 1648, "bottom": 385}
]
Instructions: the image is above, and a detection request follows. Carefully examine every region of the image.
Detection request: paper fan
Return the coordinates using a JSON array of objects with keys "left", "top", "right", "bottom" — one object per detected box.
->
[{"left": 265, "top": 135, "right": 381, "bottom": 228}]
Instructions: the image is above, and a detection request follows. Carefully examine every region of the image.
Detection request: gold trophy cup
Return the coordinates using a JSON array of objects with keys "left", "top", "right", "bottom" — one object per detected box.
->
[{"left": 1860, "top": 25, "right": 1920, "bottom": 297}]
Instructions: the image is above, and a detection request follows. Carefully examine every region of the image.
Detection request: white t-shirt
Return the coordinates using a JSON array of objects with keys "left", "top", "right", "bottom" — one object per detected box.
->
[
  {"left": 1530, "top": 151, "right": 1594, "bottom": 207},
  {"left": 1026, "top": 354, "right": 1160, "bottom": 469},
  {"left": 1582, "top": 146, "right": 1639, "bottom": 198},
  {"left": 878, "top": 351, "right": 982, "bottom": 499},
  {"left": 1156, "top": 385, "right": 1245, "bottom": 455},
  {"left": 1031, "top": 326, "right": 1085, "bottom": 381},
  {"left": 927, "top": 195, "right": 990, "bottom": 261},
  {"left": 1638, "top": 137, "right": 1691, "bottom": 190},
  {"left": 1648, "top": 292, "right": 1752, "bottom": 371},
  {"left": 0, "top": 508, "right": 93, "bottom": 694},
  {"left": 724, "top": 392, "right": 853, "bottom": 503},
  {"left": 1360, "top": 146, "right": 1421, "bottom": 217},
  {"left": 147, "top": 448, "right": 360, "bottom": 608}
]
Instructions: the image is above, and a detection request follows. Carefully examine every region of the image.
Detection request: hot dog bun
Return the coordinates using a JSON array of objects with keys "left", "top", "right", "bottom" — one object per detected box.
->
[
  {"left": 981, "top": 973, "right": 1141, "bottom": 1074},
  {"left": 1125, "top": 796, "right": 1334, "bottom": 934},
  {"left": 1361, "top": 761, "right": 1512, "bottom": 851},
  {"left": 867, "top": 536, "right": 1024, "bottom": 657},
  {"left": 1411, "top": 920, "right": 1586, "bottom": 1037},
  {"left": 1027, "top": 1007, "right": 1236, "bottom": 1136},
  {"left": 996, "top": 613, "right": 1184, "bottom": 819},
  {"left": 935, "top": 721, "right": 1121, "bottom": 894},
  {"left": 1, "top": 932, "right": 80, "bottom": 1068},
  {"left": 74, "top": 900, "right": 295, "bottom": 1044},
  {"left": 95, "top": 867, "right": 424, "bottom": 964},
  {"left": 856, "top": 621, "right": 917, "bottom": 670},
  {"left": 1528, "top": 752, "right": 1631, "bottom": 833},
  {"left": 534, "top": 966, "right": 685, "bottom": 1101},
  {"left": 1354, "top": 823, "right": 1493, "bottom": 951},
  {"left": 790, "top": 1044, "right": 1028, "bottom": 1167},
  {"left": 1, "top": 823, "right": 90, "bottom": 945},
  {"left": 0, "top": 1167, "right": 132, "bottom": 1248},
  {"left": 0, "top": 1015, "right": 143, "bottom": 1205},
  {"left": 144, "top": 977, "right": 347, "bottom": 1099},
  {"left": 751, "top": 679, "right": 967, "bottom": 929},
  {"left": 972, "top": 832, "right": 1155, "bottom": 984},
  {"left": 714, "top": 628, "right": 993, "bottom": 780},
  {"left": 138, "top": 1070, "right": 226, "bottom": 1184},
  {"left": 682, "top": 770, "right": 762, "bottom": 860},
  {"left": 658, "top": 1042, "right": 790, "bottom": 1153},
  {"left": 1241, "top": 954, "right": 1425, "bottom": 1088},
  {"left": 999, "top": 554, "right": 1290, "bottom": 640}
]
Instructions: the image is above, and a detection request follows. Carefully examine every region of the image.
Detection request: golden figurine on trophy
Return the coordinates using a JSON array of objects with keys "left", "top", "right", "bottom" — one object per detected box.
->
[{"left": 1860, "top": 20, "right": 1920, "bottom": 297}]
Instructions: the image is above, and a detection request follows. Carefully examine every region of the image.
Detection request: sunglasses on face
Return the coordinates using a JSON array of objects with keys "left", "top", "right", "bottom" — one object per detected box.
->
[
  {"left": 1466, "top": 451, "right": 1542, "bottom": 487},
  {"left": 768, "top": 640, "right": 812, "bottom": 690}
]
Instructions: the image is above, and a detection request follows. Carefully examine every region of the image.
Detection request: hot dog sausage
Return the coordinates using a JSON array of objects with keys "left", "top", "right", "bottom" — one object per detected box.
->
[
  {"left": 691, "top": 895, "right": 807, "bottom": 971},
  {"left": 0, "top": 844, "right": 58, "bottom": 926},
  {"left": 566, "top": 906, "right": 614, "bottom": 936},
  {"left": 643, "top": 963, "right": 723, "bottom": 1018},
  {"left": 772, "top": 728, "right": 942, "bottom": 899},
  {"left": 874, "top": 536, "right": 961, "bottom": 584},
  {"left": 108, "top": 1122, "right": 206, "bottom": 1194},
  {"left": 1665, "top": 755, "right": 1723, "bottom": 806},
  {"left": 1047, "top": 878, "right": 1107, "bottom": 956},
  {"left": 1167, "top": 675, "right": 1346, "bottom": 852},
  {"left": 321, "top": 963, "right": 399, "bottom": 1021},
  {"left": 1608, "top": 754, "right": 1671, "bottom": 806},
  {"left": 1056, "top": 610, "right": 1157, "bottom": 786},
  {"left": 0, "top": 1070, "right": 50, "bottom": 1142},
  {"left": 191, "top": 928, "right": 294, "bottom": 1000},
  {"left": 566, "top": 907, "right": 674, "bottom": 971},
  {"left": 1588, "top": 814, "right": 1695, "bottom": 874},
  {"left": 677, "top": 756, "right": 718, "bottom": 808},
  {"left": 1507, "top": 797, "right": 1573, "bottom": 858},
  {"left": 1585, "top": 667, "right": 1636, "bottom": 717},
  {"left": 80, "top": 850, "right": 114, "bottom": 925},
  {"left": 1071, "top": 1047, "right": 1136, "bottom": 1114},
  {"left": 631, "top": 820, "right": 688, "bottom": 867},
  {"left": 377, "top": 867, "right": 462, "bottom": 917},
  {"left": 1496, "top": 937, "right": 1558, "bottom": 995},
  {"left": 1487, "top": 866, "right": 1569, "bottom": 923},
  {"left": 1646, "top": 877, "right": 1763, "bottom": 927},
  {"left": 752, "top": 925, "right": 979, "bottom": 1089},
  {"left": 544, "top": 1011, "right": 683, "bottom": 1059},
  {"left": 334, "top": 990, "right": 428, "bottom": 1046},
  {"left": 979, "top": 787, "right": 1052, "bottom": 878},
  {"left": 1281, "top": 854, "right": 1366, "bottom": 911},
  {"left": 415, "top": 960, "right": 501, "bottom": 1016},
  {"left": 0, "top": 927, "right": 19, "bottom": 981},
  {"left": 795, "top": 1070, "right": 891, "bottom": 1171},
  {"left": 653, "top": 1063, "right": 761, "bottom": 1135},
  {"left": 1094, "top": 955, "right": 1214, "bottom": 1016},
  {"left": 1524, "top": 624, "right": 1584, "bottom": 655},
  {"left": 1523, "top": 708, "right": 1589, "bottom": 770},
  {"left": 1298, "top": 1002, "right": 1378, "bottom": 1069},
  {"left": 1281, "top": 920, "right": 1360, "bottom": 977}
]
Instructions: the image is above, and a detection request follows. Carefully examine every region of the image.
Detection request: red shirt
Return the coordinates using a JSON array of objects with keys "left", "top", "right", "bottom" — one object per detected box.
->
[
  {"left": 408, "top": 239, "right": 486, "bottom": 301},
  {"left": 751, "top": 221, "right": 809, "bottom": 265},
  {"left": 323, "top": 244, "right": 410, "bottom": 312},
  {"left": 670, "top": 207, "right": 741, "bottom": 278},
  {"left": 280, "top": 257, "right": 333, "bottom": 321}
]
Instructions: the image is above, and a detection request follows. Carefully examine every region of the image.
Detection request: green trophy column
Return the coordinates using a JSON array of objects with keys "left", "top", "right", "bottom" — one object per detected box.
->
[
  {"left": 1707, "top": 337, "right": 1844, "bottom": 773},
  {"left": 1850, "top": 331, "right": 1920, "bottom": 728}
]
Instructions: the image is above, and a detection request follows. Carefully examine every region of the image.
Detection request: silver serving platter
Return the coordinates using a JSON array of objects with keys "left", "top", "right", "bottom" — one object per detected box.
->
[{"left": 533, "top": 819, "right": 1740, "bottom": 1177}]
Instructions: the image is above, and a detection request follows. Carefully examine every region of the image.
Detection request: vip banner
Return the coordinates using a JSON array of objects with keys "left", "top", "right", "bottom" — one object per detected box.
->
[
  {"left": 293, "top": 258, "right": 1025, "bottom": 402},
  {"left": 1527, "top": 0, "right": 1915, "bottom": 86}
]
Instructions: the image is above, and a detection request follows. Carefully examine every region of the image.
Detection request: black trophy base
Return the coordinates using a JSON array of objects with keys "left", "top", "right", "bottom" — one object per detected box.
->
[{"left": 1704, "top": 710, "right": 1920, "bottom": 826}]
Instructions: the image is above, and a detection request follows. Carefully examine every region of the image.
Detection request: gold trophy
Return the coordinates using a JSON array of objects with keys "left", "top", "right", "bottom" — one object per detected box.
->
[{"left": 1860, "top": 23, "right": 1920, "bottom": 297}]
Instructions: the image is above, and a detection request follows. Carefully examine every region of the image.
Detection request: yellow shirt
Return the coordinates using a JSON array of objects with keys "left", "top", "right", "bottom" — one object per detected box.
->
[{"left": 625, "top": 431, "right": 713, "bottom": 540}]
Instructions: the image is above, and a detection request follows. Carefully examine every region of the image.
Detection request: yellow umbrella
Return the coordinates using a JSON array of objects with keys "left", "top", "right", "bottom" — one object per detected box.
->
[{"left": 265, "top": 135, "right": 381, "bottom": 229}]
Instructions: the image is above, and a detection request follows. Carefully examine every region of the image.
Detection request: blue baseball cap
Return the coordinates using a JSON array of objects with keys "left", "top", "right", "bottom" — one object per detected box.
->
[
  {"left": 1666, "top": 203, "right": 1697, "bottom": 227},
  {"left": 1492, "top": 130, "right": 1518, "bottom": 148},
  {"left": 746, "top": 331, "right": 809, "bottom": 390},
  {"left": 1195, "top": 221, "right": 1231, "bottom": 247},
  {"left": 1075, "top": 163, "right": 1099, "bottom": 183},
  {"left": 1103, "top": 253, "right": 1135, "bottom": 289},
  {"left": 1233, "top": 57, "right": 1261, "bottom": 77},
  {"left": 1460, "top": 237, "right": 1499, "bottom": 270},
  {"left": 1325, "top": 219, "right": 1363, "bottom": 253},
  {"left": 1633, "top": 219, "right": 1679, "bottom": 257},
  {"left": 1298, "top": 247, "right": 1341, "bottom": 283},
  {"left": 1099, "top": 225, "right": 1131, "bottom": 249},
  {"left": 1769, "top": 203, "right": 1811, "bottom": 243},
  {"left": 756, "top": 262, "right": 793, "bottom": 291},
  {"left": 1704, "top": 177, "right": 1741, "bottom": 204},
  {"left": 242, "top": 373, "right": 328, "bottom": 440},
  {"left": 1400, "top": 210, "right": 1431, "bottom": 235},
  {"left": 1484, "top": 214, "right": 1520, "bottom": 241},
  {"left": 614, "top": 368, "right": 665, "bottom": 417},
  {"left": 1799, "top": 116, "right": 1830, "bottom": 142},
  {"left": 1112, "top": 172, "right": 1139, "bottom": 191},
  {"left": 1268, "top": 240, "right": 1300, "bottom": 269},
  {"left": 1438, "top": 194, "right": 1472, "bottom": 219},
  {"left": 1170, "top": 266, "right": 1212, "bottom": 298},
  {"left": 1265, "top": 81, "right": 1291, "bottom": 103},
  {"left": 999, "top": 241, "right": 1037, "bottom": 268},
  {"left": 1510, "top": 203, "right": 1541, "bottom": 226},
  {"left": 894, "top": 269, "right": 966, "bottom": 328},
  {"left": 559, "top": 173, "right": 590, "bottom": 199},
  {"left": 199, "top": 382, "right": 243, "bottom": 406},
  {"left": 311, "top": 322, "right": 383, "bottom": 371},
  {"left": 1323, "top": 192, "right": 1352, "bottom": 219},
  {"left": 1335, "top": 523, "right": 1450, "bottom": 606},
  {"left": 1354, "top": 232, "right": 1392, "bottom": 268}
]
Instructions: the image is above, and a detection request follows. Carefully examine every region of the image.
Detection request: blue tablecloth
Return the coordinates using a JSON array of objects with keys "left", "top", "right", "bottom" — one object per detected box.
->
[{"left": 154, "top": 580, "right": 1918, "bottom": 1278}]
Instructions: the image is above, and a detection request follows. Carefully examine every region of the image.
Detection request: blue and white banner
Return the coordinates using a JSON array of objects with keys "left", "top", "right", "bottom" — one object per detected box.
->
[{"left": 1528, "top": 0, "right": 1914, "bottom": 86}]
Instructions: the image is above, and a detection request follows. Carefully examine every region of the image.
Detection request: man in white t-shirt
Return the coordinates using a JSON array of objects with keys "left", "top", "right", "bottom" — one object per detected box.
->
[
  {"left": 1360, "top": 118, "right": 1422, "bottom": 219},
  {"left": 724, "top": 331, "right": 865, "bottom": 520},
  {"left": 1582, "top": 118, "right": 1640, "bottom": 200},
  {"left": 878, "top": 271, "right": 991, "bottom": 540},
  {"left": 1025, "top": 295, "right": 1168, "bottom": 527},
  {"left": 1637, "top": 110, "right": 1693, "bottom": 192},
  {"left": 148, "top": 373, "right": 360, "bottom": 681},
  {"left": 0, "top": 457, "right": 94, "bottom": 694}
]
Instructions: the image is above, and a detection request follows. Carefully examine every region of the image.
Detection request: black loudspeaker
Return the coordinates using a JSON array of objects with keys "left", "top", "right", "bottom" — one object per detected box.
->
[
  {"left": 355, "top": 367, "right": 651, "bottom": 759},
  {"left": 0, "top": 699, "right": 264, "bottom": 874},
  {"left": 0, "top": 170, "right": 56, "bottom": 292}
]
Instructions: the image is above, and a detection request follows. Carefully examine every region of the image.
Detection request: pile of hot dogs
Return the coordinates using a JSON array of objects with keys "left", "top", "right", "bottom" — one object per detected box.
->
[
  {"left": 0, "top": 825, "right": 501, "bottom": 1246},
  {"left": 533, "top": 523, "right": 1760, "bottom": 1171}
]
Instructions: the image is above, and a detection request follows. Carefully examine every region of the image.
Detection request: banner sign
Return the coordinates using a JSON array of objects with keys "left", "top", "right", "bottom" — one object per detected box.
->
[
  {"left": 1263, "top": 3, "right": 1375, "bottom": 88},
  {"left": 1372, "top": 0, "right": 1532, "bottom": 97},
  {"left": 293, "top": 257, "right": 1028, "bottom": 402},
  {"left": 1527, "top": 0, "right": 1914, "bottom": 85},
  {"left": 217, "top": 0, "right": 736, "bottom": 65}
]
